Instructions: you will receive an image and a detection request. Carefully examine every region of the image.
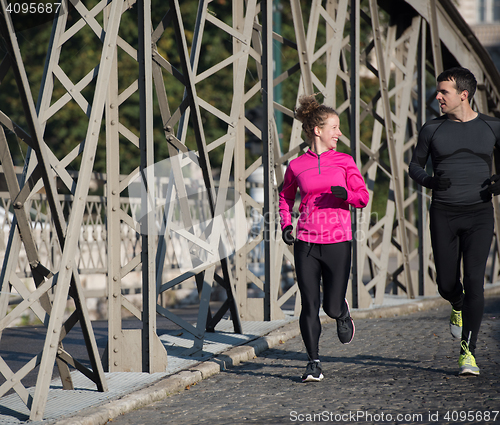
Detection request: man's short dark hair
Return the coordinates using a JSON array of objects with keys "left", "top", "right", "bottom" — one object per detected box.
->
[{"left": 437, "top": 67, "right": 477, "bottom": 102}]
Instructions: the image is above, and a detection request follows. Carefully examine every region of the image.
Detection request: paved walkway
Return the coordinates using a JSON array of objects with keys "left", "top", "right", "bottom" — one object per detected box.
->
[
  {"left": 1, "top": 285, "right": 500, "bottom": 425},
  {"left": 70, "top": 288, "right": 499, "bottom": 425}
]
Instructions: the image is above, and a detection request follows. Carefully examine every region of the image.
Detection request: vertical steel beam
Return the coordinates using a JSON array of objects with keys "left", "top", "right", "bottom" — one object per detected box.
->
[
  {"left": 368, "top": 0, "right": 414, "bottom": 299},
  {"left": 262, "top": 0, "right": 275, "bottom": 320},
  {"left": 233, "top": 0, "right": 247, "bottom": 323},
  {"left": 350, "top": 0, "right": 361, "bottom": 308},
  {"left": 138, "top": 0, "right": 158, "bottom": 373},
  {"left": 105, "top": 4, "right": 123, "bottom": 371},
  {"left": 417, "top": 19, "right": 428, "bottom": 296}
]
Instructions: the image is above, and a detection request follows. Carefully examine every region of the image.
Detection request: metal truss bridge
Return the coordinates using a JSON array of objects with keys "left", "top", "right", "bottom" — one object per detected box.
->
[{"left": 1, "top": 0, "right": 500, "bottom": 420}]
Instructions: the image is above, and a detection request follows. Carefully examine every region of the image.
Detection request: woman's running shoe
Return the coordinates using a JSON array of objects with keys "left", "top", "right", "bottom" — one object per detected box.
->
[
  {"left": 337, "top": 299, "right": 355, "bottom": 344},
  {"left": 302, "top": 361, "right": 324, "bottom": 382}
]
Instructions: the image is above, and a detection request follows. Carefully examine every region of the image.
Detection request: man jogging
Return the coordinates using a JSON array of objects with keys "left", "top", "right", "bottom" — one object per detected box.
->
[{"left": 409, "top": 67, "right": 500, "bottom": 375}]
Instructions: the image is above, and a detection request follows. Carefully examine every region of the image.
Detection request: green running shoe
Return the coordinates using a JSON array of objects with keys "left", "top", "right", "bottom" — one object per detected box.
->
[
  {"left": 449, "top": 308, "right": 462, "bottom": 339},
  {"left": 458, "top": 341, "right": 479, "bottom": 376}
]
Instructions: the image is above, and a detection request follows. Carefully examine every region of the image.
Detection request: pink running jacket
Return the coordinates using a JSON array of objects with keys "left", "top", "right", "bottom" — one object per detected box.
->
[{"left": 279, "top": 149, "right": 369, "bottom": 244}]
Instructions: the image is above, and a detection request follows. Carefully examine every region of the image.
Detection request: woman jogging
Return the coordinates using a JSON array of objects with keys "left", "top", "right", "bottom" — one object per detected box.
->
[{"left": 279, "top": 94, "right": 369, "bottom": 382}]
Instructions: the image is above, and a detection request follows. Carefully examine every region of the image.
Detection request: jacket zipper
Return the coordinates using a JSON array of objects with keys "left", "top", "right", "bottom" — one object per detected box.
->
[{"left": 317, "top": 153, "right": 321, "bottom": 174}]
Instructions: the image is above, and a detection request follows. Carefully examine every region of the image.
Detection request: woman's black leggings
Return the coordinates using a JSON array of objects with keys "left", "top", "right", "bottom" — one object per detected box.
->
[
  {"left": 430, "top": 203, "right": 494, "bottom": 354},
  {"left": 294, "top": 240, "right": 352, "bottom": 360}
]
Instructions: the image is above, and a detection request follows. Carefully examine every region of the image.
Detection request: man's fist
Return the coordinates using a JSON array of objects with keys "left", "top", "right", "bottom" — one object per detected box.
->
[
  {"left": 487, "top": 174, "right": 500, "bottom": 195},
  {"left": 429, "top": 172, "right": 451, "bottom": 191}
]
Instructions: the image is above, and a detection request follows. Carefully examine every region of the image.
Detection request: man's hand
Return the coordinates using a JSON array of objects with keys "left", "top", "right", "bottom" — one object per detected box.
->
[
  {"left": 282, "top": 225, "right": 295, "bottom": 246},
  {"left": 429, "top": 171, "right": 451, "bottom": 191},
  {"left": 331, "top": 186, "right": 348, "bottom": 200},
  {"left": 487, "top": 174, "right": 500, "bottom": 195}
]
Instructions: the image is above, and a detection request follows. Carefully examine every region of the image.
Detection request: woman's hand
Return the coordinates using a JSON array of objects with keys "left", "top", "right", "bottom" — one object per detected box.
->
[
  {"left": 282, "top": 225, "right": 295, "bottom": 245},
  {"left": 331, "top": 186, "right": 347, "bottom": 200}
]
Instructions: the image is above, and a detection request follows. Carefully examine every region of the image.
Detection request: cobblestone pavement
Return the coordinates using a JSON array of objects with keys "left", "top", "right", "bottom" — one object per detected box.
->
[{"left": 107, "top": 296, "right": 500, "bottom": 425}]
